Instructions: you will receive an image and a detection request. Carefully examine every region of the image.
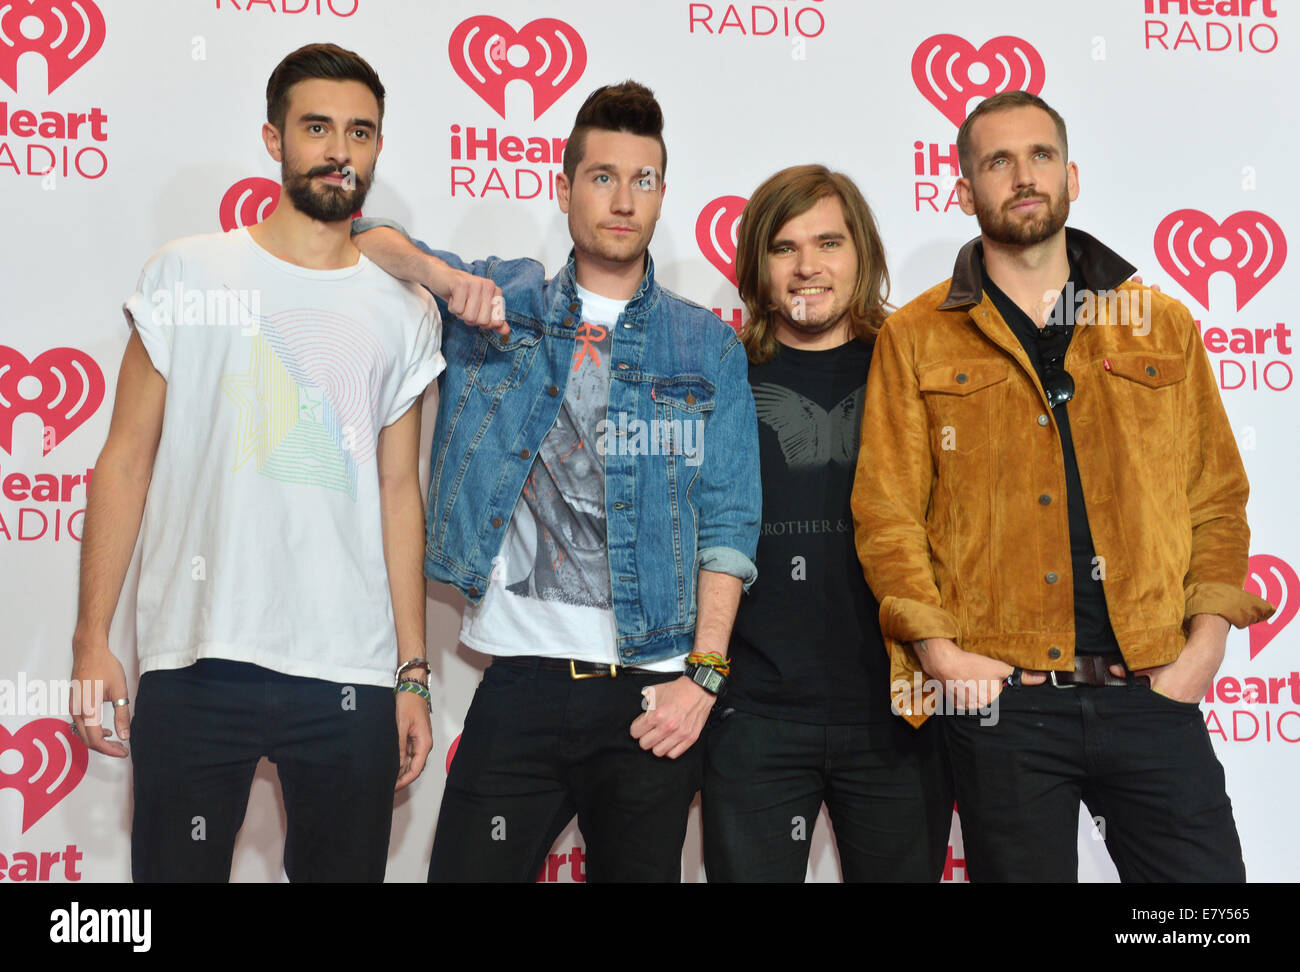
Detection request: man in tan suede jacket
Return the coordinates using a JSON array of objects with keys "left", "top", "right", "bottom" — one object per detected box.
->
[{"left": 851, "top": 90, "right": 1274, "bottom": 882}]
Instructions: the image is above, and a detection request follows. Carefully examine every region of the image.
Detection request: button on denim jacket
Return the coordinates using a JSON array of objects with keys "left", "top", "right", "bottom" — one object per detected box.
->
[{"left": 353, "top": 217, "right": 761, "bottom": 665}]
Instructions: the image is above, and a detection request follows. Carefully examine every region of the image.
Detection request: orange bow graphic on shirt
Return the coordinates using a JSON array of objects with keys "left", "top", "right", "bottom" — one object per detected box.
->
[{"left": 573, "top": 321, "right": 607, "bottom": 372}]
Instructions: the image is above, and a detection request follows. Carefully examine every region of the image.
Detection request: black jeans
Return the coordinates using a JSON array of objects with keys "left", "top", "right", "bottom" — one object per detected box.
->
[
  {"left": 942, "top": 680, "right": 1246, "bottom": 882},
  {"left": 130, "top": 660, "right": 399, "bottom": 882},
  {"left": 701, "top": 709, "right": 953, "bottom": 882},
  {"left": 428, "top": 659, "right": 703, "bottom": 882}
]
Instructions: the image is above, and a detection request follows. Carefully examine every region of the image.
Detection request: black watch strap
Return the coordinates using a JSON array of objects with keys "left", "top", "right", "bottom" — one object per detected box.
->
[{"left": 685, "top": 662, "right": 727, "bottom": 696}]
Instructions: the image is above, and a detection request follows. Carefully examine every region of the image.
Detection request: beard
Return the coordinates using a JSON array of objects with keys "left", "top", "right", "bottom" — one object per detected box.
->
[
  {"left": 774, "top": 295, "right": 848, "bottom": 336},
  {"left": 974, "top": 184, "right": 1069, "bottom": 247},
  {"left": 568, "top": 217, "right": 653, "bottom": 270},
  {"left": 282, "top": 159, "right": 372, "bottom": 223}
]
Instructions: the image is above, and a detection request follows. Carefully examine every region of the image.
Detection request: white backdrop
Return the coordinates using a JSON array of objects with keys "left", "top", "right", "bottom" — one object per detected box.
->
[{"left": 0, "top": 0, "right": 1295, "bottom": 883}]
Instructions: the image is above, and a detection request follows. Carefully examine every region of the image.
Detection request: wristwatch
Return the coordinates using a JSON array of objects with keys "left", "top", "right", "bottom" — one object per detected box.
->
[{"left": 684, "top": 661, "right": 727, "bottom": 697}]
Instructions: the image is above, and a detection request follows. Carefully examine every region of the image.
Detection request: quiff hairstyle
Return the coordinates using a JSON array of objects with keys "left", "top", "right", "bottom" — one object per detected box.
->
[
  {"left": 562, "top": 81, "right": 667, "bottom": 183},
  {"left": 266, "top": 43, "right": 385, "bottom": 133},
  {"left": 736, "top": 165, "right": 891, "bottom": 365},
  {"left": 956, "top": 90, "right": 1068, "bottom": 177}
]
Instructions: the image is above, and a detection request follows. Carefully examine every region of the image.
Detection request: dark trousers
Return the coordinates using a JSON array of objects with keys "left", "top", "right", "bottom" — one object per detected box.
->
[
  {"left": 942, "top": 681, "right": 1245, "bottom": 882},
  {"left": 130, "top": 660, "right": 399, "bottom": 882},
  {"left": 428, "top": 659, "right": 703, "bottom": 882},
  {"left": 701, "top": 709, "right": 953, "bottom": 882}
]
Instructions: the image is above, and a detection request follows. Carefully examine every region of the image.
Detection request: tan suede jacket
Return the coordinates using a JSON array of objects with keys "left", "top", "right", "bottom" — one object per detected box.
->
[{"left": 852, "top": 229, "right": 1275, "bottom": 727}]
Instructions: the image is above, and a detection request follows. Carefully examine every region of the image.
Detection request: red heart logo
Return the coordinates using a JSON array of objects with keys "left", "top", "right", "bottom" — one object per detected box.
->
[
  {"left": 448, "top": 16, "right": 587, "bottom": 120},
  {"left": 0, "top": 719, "right": 88, "bottom": 833},
  {"left": 1154, "top": 209, "right": 1286, "bottom": 312},
  {"left": 1246, "top": 554, "right": 1298, "bottom": 661},
  {"left": 696, "top": 195, "right": 748, "bottom": 288},
  {"left": 219, "top": 177, "right": 280, "bottom": 232},
  {"left": 0, "top": 346, "right": 105, "bottom": 456},
  {"left": 0, "top": 0, "right": 106, "bottom": 94},
  {"left": 911, "top": 34, "right": 1045, "bottom": 128},
  {"left": 445, "top": 731, "right": 461, "bottom": 774}
]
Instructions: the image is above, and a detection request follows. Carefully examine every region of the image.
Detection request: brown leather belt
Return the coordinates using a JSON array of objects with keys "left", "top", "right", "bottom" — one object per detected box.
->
[{"left": 1012, "top": 652, "right": 1146, "bottom": 688}]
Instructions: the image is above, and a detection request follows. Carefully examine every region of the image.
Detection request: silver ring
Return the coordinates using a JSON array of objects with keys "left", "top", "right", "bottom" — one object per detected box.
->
[
  {"left": 69, "top": 720, "right": 79, "bottom": 735},
  {"left": 112, "top": 697, "right": 130, "bottom": 707}
]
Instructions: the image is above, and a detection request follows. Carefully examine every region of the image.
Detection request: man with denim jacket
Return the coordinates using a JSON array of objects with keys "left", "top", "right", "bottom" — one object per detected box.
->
[
  {"left": 852, "top": 91, "right": 1273, "bottom": 881},
  {"left": 352, "top": 82, "right": 760, "bottom": 881}
]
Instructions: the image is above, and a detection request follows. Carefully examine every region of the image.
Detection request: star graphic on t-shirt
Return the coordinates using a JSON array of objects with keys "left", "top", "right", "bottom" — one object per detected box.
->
[{"left": 220, "top": 353, "right": 270, "bottom": 472}]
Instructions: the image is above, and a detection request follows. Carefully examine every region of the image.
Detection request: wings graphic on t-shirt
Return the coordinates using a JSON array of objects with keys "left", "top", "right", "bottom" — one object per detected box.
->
[{"left": 751, "top": 383, "right": 864, "bottom": 469}]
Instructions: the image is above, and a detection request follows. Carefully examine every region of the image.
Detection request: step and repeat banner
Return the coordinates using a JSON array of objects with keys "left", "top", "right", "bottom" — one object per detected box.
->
[{"left": 0, "top": 0, "right": 1294, "bottom": 883}]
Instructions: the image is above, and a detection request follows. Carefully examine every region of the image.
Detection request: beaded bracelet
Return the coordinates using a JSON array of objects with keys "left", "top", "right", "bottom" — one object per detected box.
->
[{"left": 395, "top": 679, "right": 431, "bottom": 709}]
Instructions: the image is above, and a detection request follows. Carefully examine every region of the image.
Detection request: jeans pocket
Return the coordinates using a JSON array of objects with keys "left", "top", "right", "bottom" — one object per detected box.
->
[{"left": 1142, "top": 684, "right": 1202, "bottom": 711}]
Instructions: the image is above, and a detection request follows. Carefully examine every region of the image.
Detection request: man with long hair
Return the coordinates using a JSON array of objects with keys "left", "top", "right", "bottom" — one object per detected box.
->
[
  {"left": 351, "top": 81, "right": 760, "bottom": 882},
  {"left": 702, "top": 165, "right": 951, "bottom": 881}
]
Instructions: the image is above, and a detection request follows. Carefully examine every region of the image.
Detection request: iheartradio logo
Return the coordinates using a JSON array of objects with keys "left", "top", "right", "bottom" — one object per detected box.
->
[
  {"left": 1154, "top": 210, "right": 1286, "bottom": 312},
  {"left": 449, "top": 16, "right": 587, "bottom": 120},
  {"left": 1247, "top": 554, "right": 1297, "bottom": 661},
  {"left": 911, "top": 34, "right": 1045, "bottom": 128},
  {"left": 0, "top": 0, "right": 105, "bottom": 95},
  {"left": 696, "top": 195, "right": 747, "bottom": 287},
  {"left": 219, "top": 177, "right": 280, "bottom": 232},
  {"left": 0, "top": 719, "right": 87, "bottom": 833},
  {"left": 445, "top": 731, "right": 461, "bottom": 773},
  {"left": 0, "top": 345, "right": 104, "bottom": 456}
]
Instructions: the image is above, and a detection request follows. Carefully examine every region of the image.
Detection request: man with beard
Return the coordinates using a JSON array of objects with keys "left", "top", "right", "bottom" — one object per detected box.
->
[
  {"left": 350, "top": 81, "right": 760, "bottom": 882},
  {"left": 852, "top": 91, "right": 1272, "bottom": 881},
  {"left": 702, "top": 165, "right": 951, "bottom": 882},
  {"left": 70, "top": 44, "right": 459, "bottom": 881}
]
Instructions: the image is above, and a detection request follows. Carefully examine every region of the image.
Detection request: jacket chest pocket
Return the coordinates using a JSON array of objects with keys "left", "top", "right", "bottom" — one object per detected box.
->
[
  {"left": 652, "top": 376, "right": 715, "bottom": 468},
  {"left": 468, "top": 325, "right": 542, "bottom": 394},
  {"left": 918, "top": 361, "right": 1009, "bottom": 455},
  {"left": 1101, "top": 352, "right": 1186, "bottom": 390},
  {"left": 1098, "top": 351, "right": 1187, "bottom": 463}
]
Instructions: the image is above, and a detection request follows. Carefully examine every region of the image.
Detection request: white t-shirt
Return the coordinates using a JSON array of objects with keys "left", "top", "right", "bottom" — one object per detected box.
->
[
  {"left": 124, "top": 227, "right": 444, "bottom": 688},
  {"left": 460, "top": 284, "right": 683, "bottom": 673}
]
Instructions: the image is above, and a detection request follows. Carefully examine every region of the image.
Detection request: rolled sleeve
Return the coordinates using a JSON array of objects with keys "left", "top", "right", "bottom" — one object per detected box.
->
[
  {"left": 383, "top": 295, "right": 445, "bottom": 427},
  {"left": 351, "top": 215, "right": 411, "bottom": 238},
  {"left": 122, "top": 250, "right": 182, "bottom": 380},
  {"left": 694, "top": 334, "right": 761, "bottom": 592},
  {"left": 697, "top": 544, "right": 757, "bottom": 589}
]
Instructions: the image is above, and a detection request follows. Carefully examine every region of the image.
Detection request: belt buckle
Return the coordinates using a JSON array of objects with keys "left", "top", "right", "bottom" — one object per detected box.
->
[
  {"left": 1049, "top": 670, "right": 1076, "bottom": 689},
  {"left": 569, "top": 660, "right": 618, "bottom": 680}
]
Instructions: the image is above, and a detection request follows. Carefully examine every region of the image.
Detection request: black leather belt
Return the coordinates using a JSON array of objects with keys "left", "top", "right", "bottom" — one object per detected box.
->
[
  {"left": 492, "top": 655, "right": 664, "bottom": 679},
  {"left": 1008, "top": 652, "right": 1146, "bottom": 688}
]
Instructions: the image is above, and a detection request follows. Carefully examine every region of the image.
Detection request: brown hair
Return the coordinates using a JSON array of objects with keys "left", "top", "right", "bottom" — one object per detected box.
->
[
  {"left": 736, "top": 165, "right": 891, "bottom": 364},
  {"left": 957, "top": 90, "right": 1067, "bottom": 177},
  {"left": 266, "top": 43, "right": 385, "bottom": 133},
  {"left": 562, "top": 81, "right": 666, "bottom": 183}
]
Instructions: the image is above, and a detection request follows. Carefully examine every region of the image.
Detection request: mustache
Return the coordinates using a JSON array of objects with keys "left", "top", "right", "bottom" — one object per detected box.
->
[
  {"left": 1008, "top": 189, "right": 1049, "bottom": 205},
  {"left": 303, "top": 165, "right": 366, "bottom": 184}
]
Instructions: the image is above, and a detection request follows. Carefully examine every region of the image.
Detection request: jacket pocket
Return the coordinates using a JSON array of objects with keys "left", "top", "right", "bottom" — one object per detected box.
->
[
  {"left": 1100, "top": 351, "right": 1187, "bottom": 469},
  {"left": 653, "top": 376, "right": 715, "bottom": 467},
  {"left": 468, "top": 325, "right": 543, "bottom": 394},
  {"left": 918, "top": 360, "right": 1009, "bottom": 455},
  {"left": 1102, "top": 351, "right": 1186, "bottom": 389}
]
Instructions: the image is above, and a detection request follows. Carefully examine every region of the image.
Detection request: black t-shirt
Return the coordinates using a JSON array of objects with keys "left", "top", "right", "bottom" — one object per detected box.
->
[
  {"left": 981, "top": 259, "right": 1120, "bottom": 656},
  {"left": 727, "top": 340, "right": 892, "bottom": 726}
]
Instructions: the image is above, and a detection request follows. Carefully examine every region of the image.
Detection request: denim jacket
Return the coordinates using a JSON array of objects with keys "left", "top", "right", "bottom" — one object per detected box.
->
[{"left": 353, "top": 217, "right": 761, "bottom": 665}]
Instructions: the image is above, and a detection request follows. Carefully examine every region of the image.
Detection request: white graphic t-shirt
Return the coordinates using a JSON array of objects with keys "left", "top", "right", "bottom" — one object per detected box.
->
[
  {"left": 460, "top": 285, "right": 683, "bottom": 672},
  {"left": 124, "top": 227, "right": 444, "bottom": 688}
]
